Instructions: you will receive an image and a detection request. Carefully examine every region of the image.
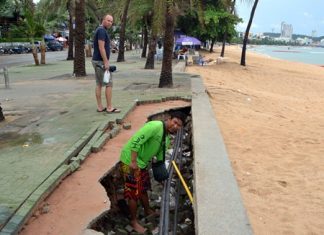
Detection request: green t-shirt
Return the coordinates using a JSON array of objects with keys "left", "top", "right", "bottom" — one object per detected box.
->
[{"left": 120, "top": 120, "right": 170, "bottom": 169}]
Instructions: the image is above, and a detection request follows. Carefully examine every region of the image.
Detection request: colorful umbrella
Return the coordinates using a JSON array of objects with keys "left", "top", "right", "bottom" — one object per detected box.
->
[{"left": 176, "top": 36, "right": 201, "bottom": 46}]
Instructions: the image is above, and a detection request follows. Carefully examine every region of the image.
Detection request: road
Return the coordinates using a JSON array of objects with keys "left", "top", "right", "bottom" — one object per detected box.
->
[{"left": 0, "top": 50, "right": 67, "bottom": 69}]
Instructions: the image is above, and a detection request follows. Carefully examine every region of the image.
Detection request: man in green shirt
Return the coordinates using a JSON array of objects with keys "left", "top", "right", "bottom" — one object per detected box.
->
[{"left": 120, "top": 111, "right": 186, "bottom": 233}]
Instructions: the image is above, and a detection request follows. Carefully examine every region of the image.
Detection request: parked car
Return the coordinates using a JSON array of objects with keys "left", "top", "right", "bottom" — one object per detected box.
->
[
  {"left": 12, "top": 45, "right": 32, "bottom": 54},
  {"left": 47, "top": 41, "right": 63, "bottom": 51}
]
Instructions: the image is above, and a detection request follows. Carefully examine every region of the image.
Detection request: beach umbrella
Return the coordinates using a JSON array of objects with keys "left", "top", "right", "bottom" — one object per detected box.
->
[{"left": 176, "top": 36, "right": 201, "bottom": 46}]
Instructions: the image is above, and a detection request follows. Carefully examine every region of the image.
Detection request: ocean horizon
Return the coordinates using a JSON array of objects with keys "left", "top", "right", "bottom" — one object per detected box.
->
[{"left": 247, "top": 45, "right": 324, "bottom": 66}]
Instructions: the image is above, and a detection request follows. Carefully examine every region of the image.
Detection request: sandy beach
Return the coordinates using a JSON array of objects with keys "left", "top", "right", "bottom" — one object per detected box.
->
[{"left": 187, "top": 46, "right": 324, "bottom": 234}]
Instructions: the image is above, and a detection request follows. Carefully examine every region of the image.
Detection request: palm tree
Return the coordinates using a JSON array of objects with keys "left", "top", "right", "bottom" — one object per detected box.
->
[
  {"left": 144, "top": 0, "right": 163, "bottom": 69},
  {"left": 35, "top": 9, "right": 47, "bottom": 64},
  {"left": 240, "top": 0, "right": 258, "bottom": 66},
  {"left": 221, "top": 0, "right": 235, "bottom": 57},
  {"left": 39, "top": 0, "right": 100, "bottom": 62},
  {"left": 23, "top": 4, "right": 41, "bottom": 65},
  {"left": 141, "top": 15, "right": 149, "bottom": 58},
  {"left": 73, "top": 0, "right": 86, "bottom": 76},
  {"left": 67, "top": 0, "right": 75, "bottom": 60},
  {"left": 117, "top": 0, "right": 131, "bottom": 62},
  {"left": 158, "top": 0, "right": 199, "bottom": 87},
  {"left": 122, "top": 0, "right": 153, "bottom": 59},
  {"left": 158, "top": 0, "right": 174, "bottom": 88}
]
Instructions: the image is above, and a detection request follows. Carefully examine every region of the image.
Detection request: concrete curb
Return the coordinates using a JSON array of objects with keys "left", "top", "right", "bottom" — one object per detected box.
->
[
  {"left": 191, "top": 75, "right": 253, "bottom": 234},
  {"left": 63, "top": 125, "right": 99, "bottom": 164}
]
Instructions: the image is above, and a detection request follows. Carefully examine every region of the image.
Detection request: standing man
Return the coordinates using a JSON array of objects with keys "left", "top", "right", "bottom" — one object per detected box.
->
[
  {"left": 119, "top": 111, "right": 186, "bottom": 233},
  {"left": 92, "top": 14, "right": 121, "bottom": 113}
]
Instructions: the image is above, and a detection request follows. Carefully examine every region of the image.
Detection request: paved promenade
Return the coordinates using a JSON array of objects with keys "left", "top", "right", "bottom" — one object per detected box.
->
[
  {"left": 1, "top": 50, "right": 252, "bottom": 235},
  {"left": 0, "top": 51, "right": 191, "bottom": 234}
]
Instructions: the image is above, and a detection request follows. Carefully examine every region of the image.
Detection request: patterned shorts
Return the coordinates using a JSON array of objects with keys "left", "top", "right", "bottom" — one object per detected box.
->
[{"left": 120, "top": 162, "right": 151, "bottom": 200}]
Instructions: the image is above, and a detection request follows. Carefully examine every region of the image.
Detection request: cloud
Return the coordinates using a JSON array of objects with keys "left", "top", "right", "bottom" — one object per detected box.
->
[
  {"left": 303, "top": 12, "right": 313, "bottom": 18},
  {"left": 237, "top": 22, "right": 259, "bottom": 30},
  {"left": 236, "top": 22, "right": 261, "bottom": 33}
]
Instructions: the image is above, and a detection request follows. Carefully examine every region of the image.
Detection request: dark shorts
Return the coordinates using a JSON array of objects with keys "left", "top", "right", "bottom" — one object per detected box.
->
[
  {"left": 92, "top": 60, "right": 113, "bottom": 87},
  {"left": 120, "top": 162, "right": 151, "bottom": 200}
]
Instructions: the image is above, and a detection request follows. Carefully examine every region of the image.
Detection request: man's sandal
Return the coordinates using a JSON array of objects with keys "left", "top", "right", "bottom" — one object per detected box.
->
[{"left": 106, "top": 108, "right": 121, "bottom": 113}]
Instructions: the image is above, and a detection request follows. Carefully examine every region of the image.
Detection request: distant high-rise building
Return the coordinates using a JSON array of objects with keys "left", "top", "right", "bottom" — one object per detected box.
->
[
  {"left": 281, "top": 22, "right": 293, "bottom": 38},
  {"left": 311, "top": 30, "right": 317, "bottom": 37}
]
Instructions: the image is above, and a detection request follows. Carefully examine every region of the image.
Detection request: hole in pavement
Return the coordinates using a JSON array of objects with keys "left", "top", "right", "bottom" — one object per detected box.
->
[{"left": 87, "top": 106, "right": 195, "bottom": 234}]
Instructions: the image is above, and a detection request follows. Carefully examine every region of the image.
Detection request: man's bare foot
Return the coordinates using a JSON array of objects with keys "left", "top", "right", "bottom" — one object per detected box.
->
[{"left": 131, "top": 220, "right": 147, "bottom": 234}]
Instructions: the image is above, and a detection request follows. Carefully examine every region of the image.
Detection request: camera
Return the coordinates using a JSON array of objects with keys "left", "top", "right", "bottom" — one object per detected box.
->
[
  {"left": 97, "top": 64, "right": 117, "bottom": 72},
  {"left": 109, "top": 65, "right": 116, "bottom": 72}
]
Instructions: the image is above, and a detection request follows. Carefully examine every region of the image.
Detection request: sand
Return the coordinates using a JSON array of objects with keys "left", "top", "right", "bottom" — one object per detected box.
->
[{"left": 186, "top": 46, "right": 324, "bottom": 234}]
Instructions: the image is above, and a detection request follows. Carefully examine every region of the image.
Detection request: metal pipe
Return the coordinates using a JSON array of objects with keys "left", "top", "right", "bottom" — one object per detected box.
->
[
  {"left": 172, "top": 146, "right": 183, "bottom": 235},
  {"left": 159, "top": 128, "right": 183, "bottom": 235}
]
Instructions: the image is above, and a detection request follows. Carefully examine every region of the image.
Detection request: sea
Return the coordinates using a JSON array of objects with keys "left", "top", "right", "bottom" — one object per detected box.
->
[{"left": 247, "top": 45, "right": 324, "bottom": 66}]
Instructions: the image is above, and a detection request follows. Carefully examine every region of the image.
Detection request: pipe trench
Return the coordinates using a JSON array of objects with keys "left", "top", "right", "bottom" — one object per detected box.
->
[{"left": 87, "top": 106, "right": 194, "bottom": 235}]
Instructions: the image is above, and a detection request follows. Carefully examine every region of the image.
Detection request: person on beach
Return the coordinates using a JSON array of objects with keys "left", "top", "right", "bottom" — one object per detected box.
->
[
  {"left": 119, "top": 111, "right": 186, "bottom": 233},
  {"left": 92, "top": 14, "right": 120, "bottom": 113}
]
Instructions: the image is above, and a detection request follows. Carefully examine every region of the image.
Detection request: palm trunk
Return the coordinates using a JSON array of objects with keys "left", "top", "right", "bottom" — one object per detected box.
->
[
  {"left": 74, "top": 0, "right": 86, "bottom": 76},
  {"left": 210, "top": 38, "right": 216, "bottom": 53},
  {"left": 32, "top": 47, "right": 39, "bottom": 66},
  {"left": 221, "top": 32, "right": 227, "bottom": 57},
  {"left": 141, "top": 17, "right": 148, "bottom": 58},
  {"left": 117, "top": 0, "right": 131, "bottom": 62},
  {"left": 40, "top": 42, "right": 46, "bottom": 64},
  {"left": 159, "top": 1, "right": 174, "bottom": 88},
  {"left": 67, "top": 0, "right": 74, "bottom": 60},
  {"left": 221, "top": 0, "right": 236, "bottom": 57},
  {"left": 144, "top": 33, "right": 157, "bottom": 69},
  {"left": 241, "top": 0, "right": 259, "bottom": 66}
]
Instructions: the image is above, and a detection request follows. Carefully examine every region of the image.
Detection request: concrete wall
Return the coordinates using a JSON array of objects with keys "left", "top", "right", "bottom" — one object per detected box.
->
[{"left": 191, "top": 75, "right": 253, "bottom": 235}]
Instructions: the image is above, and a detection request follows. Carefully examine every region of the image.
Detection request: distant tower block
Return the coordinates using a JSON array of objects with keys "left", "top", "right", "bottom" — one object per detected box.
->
[
  {"left": 312, "top": 30, "right": 317, "bottom": 37},
  {"left": 281, "top": 21, "right": 293, "bottom": 39}
]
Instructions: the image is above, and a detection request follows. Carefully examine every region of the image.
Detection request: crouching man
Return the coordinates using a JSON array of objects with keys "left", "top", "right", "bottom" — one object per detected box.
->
[{"left": 119, "top": 111, "right": 186, "bottom": 233}]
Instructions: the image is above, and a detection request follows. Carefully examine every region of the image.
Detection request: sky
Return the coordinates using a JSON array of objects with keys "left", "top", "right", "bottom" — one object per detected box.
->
[{"left": 235, "top": 0, "right": 324, "bottom": 37}]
